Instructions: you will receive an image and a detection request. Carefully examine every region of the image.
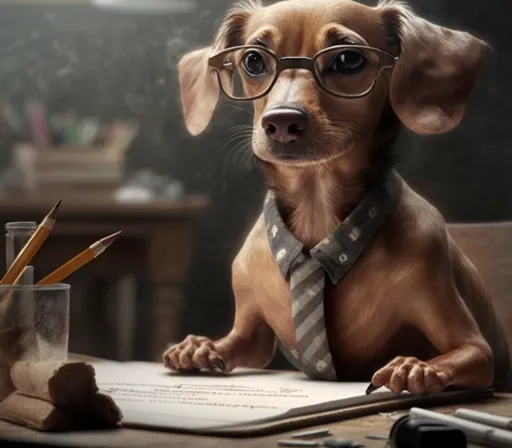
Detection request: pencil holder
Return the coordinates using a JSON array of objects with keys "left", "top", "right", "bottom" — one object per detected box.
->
[{"left": 0, "top": 283, "right": 70, "bottom": 365}]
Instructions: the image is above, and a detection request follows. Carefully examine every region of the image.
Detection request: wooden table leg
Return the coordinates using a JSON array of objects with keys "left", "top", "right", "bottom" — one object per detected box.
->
[
  {"left": 151, "top": 283, "right": 183, "bottom": 361},
  {"left": 147, "top": 221, "right": 195, "bottom": 362},
  {"left": 116, "top": 276, "right": 137, "bottom": 361}
]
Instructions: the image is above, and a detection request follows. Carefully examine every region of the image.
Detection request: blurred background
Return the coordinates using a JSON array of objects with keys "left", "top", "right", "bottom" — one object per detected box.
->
[{"left": 0, "top": 0, "right": 509, "bottom": 368}]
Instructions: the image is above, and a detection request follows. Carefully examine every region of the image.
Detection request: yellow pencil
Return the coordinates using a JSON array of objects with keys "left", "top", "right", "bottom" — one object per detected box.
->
[
  {"left": 36, "top": 231, "right": 121, "bottom": 285},
  {"left": 12, "top": 266, "right": 29, "bottom": 285},
  {"left": 0, "top": 200, "right": 61, "bottom": 285}
]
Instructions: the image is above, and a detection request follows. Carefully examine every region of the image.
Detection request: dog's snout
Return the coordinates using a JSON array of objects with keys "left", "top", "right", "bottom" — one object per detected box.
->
[{"left": 261, "top": 107, "right": 308, "bottom": 144}]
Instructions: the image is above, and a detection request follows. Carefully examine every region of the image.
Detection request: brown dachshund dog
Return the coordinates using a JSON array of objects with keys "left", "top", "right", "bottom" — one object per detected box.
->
[{"left": 163, "top": 0, "right": 512, "bottom": 394}]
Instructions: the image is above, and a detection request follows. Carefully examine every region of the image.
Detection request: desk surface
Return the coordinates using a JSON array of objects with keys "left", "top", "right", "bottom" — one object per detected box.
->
[
  {"left": 1, "top": 395, "right": 511, "bottom": 447},
  {"left": 0, "top": 355, "right": 511, "bottom": 447}
]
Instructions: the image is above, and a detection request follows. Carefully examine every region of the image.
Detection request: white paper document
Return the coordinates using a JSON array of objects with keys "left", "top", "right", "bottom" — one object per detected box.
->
[{"left": 92, "top": 361, "right": 386, "bottom": 431}]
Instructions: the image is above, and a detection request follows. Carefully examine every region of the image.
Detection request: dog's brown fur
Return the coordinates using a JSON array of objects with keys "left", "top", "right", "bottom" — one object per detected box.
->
[{"left": 164, "top": 0, "right": 512, "bottom": 394}]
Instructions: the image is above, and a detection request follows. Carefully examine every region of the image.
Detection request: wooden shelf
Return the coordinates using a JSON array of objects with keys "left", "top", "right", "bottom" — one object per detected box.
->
[{"left": 0, "top": 194, "right": 209, "bottom": 218}]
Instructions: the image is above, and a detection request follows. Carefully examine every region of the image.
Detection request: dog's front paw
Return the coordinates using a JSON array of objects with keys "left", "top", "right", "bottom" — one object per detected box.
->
[
  {"left": 163, "top": 335, "right": 227, "bottom": 373},
  {"left": 371, "top": 356, "right": 451, "bottom": 394}
]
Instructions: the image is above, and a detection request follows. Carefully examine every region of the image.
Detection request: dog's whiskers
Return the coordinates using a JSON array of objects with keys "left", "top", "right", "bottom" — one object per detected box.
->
[
  {"left": 219, "top": 124, "right": 255, "bottom": 176},
  {"left": 220, "top": 129, "right": 253, "bottom": 154},
  {"left": 241, "top": 144, "right": 256, "bottom": 168},
  {"left": 229, "top": 137, "right": 253, "bottom": 170},
  {"left": 323, "top": 127, "right": 358, "bottom": 153},
  {"left": 230, "top": 124, "right": 254, "bottom": 131},
  {"left": 230, "top": 140, "right": 248, "bottom": 165}
]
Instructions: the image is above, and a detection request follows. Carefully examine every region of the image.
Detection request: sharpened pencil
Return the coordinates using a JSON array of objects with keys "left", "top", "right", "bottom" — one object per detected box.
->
[
  {"left": 0, "top": 201, "right": 61, "bottom": 285},
  {"left": 36, "top": 231, "right": 121, "bottom": 285}
]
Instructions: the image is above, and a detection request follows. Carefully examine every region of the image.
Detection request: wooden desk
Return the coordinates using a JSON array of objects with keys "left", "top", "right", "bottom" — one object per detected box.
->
[
  {"left": 0, "top": 394, "right": 511, "bottom": 447},
  {"left": 0, "top": 357, "right": 510, "bottom": 447},
  {"left": 0, "top": 195, "right": 208, "bottom": 361}
]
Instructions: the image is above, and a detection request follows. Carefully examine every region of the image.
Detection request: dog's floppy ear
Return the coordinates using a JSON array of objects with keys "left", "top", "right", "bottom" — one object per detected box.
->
[
  {"left": 379, "top": 2, "right": 489, "bottom": 135},
  {"left": 178, "top": 8, "right": 249, "bottom": 136}
]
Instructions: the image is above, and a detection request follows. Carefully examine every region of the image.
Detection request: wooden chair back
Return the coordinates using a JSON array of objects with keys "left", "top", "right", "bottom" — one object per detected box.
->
[{"left": 448, "top": 222, "right": 512, "bottom": 356}]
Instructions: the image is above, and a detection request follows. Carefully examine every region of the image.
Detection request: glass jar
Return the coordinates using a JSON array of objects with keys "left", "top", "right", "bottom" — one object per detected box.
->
[{"left": 5, "top": 221, "right": 36, "bottom": 284}]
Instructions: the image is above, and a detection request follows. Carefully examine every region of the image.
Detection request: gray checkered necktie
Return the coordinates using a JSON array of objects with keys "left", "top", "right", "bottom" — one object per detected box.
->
[
  {"left": 288, "top": 252, "right": 335, "bottom": 380},
  {"left": 263, "top": 170, "right": 402, "bottom": 381}
]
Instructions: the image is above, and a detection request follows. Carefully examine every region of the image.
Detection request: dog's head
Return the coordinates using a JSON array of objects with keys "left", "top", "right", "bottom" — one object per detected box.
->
[{"left": 178, "top": 0, "right": 487, "bottom": 168}]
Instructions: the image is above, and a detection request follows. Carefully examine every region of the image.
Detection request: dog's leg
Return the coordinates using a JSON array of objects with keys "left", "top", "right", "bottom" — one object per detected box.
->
[
  {"left": 163, "top": 268, "right": 276, "bottom": 372},
  {"left": 370, "top": 265, "right": 494, "bottom": 394},
  {"left": 162, "top": 322, "right": 275, "bottom": 373}
]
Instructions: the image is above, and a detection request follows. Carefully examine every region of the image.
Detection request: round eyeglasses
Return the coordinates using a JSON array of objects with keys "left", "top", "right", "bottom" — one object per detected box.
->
[{"left": 208, "top": 44, "right": 399, "bottom": 101}]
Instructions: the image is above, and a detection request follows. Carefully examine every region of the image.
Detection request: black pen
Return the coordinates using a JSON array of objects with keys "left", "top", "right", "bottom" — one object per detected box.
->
[{"left": 365, "top": 383, "right": 378, "bottom": 395}]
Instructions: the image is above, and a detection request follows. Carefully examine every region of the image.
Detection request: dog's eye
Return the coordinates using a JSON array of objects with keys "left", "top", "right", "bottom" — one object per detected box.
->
[
  {"left": 242, "top": 51, "right": 268, "bottom": 76},
  {"left": 330, "top": 50, "right": 366, "bottom": 74}
]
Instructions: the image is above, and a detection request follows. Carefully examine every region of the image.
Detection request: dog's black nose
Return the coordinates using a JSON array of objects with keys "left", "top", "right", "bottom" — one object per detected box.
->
[{"left": 261, "top": 107, "right": 308, "bottom": 144}]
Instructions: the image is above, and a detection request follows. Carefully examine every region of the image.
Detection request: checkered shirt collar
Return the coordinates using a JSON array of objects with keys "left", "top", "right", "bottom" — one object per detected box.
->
[{"left": 263, "top": 170, "right": 403, "bottom": 284}]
